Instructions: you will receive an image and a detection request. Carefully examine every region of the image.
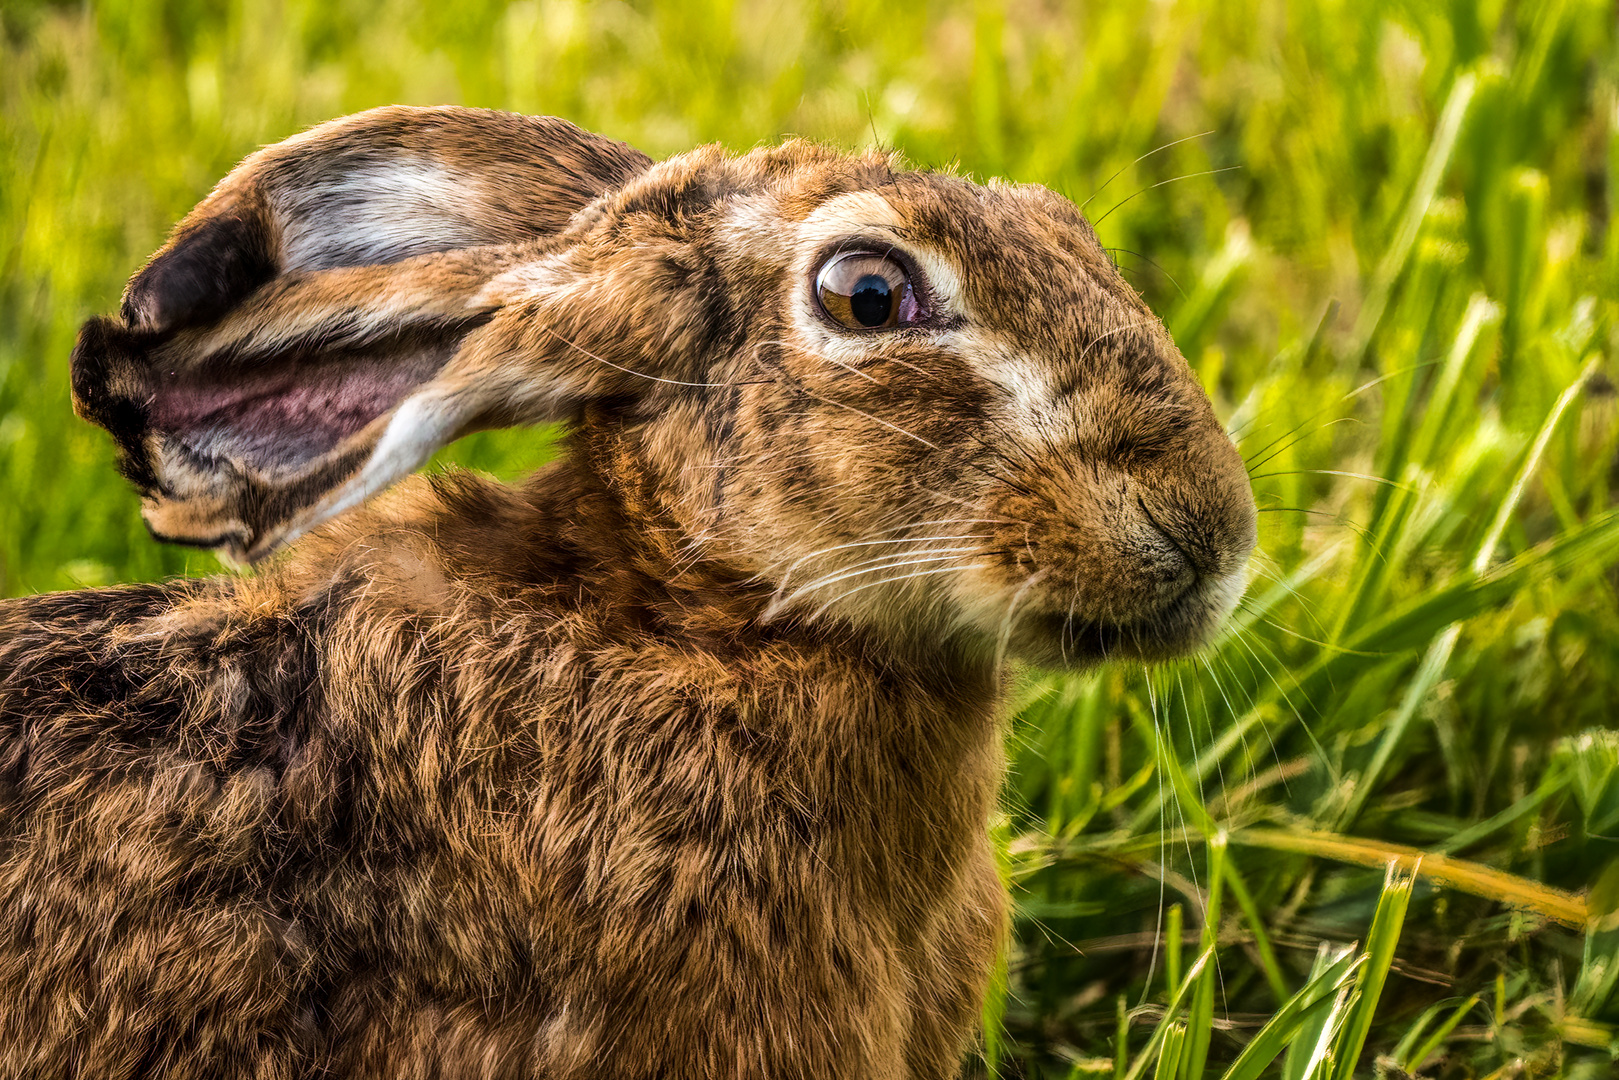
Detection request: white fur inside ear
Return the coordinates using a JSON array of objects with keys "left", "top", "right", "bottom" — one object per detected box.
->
[
  {"left": 348, "top": 393, "right": 459, "bottom": 499},
  {"left": 277, "top": 160, "right": 485, "bottom": 271}
]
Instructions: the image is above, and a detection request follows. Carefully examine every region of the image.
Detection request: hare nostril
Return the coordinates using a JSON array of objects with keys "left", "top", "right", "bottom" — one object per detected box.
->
[
  {"left": 1135, "top": 492, "right": 1232, "bottom": 582},
  {"left": 1141, "top": 536, "right": 1197, "bottom": 605},
  {"left": 1134, "top": 494, "right": 1203, "bottom": 596}
]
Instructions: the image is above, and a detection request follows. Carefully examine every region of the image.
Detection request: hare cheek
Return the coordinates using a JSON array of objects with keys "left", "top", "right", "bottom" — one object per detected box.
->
[{"left": 956, "top": 335, "right": 1059, "bottom": 439}]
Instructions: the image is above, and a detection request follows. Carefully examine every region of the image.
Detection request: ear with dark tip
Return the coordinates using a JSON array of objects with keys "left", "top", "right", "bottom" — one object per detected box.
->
[
  {"left": 71, "top": 315, "right": 164, "bottom": 491},
  {"left": 74, "top": 105, "right": 655, "bottom": 561},
  {"left": 75, "top": 251, "right": 516, "bottom": 560},
  {"left": 121, "top": 206, "right": 277, "bottom": 334},
  {"left": 118, "top": 105, "right": 652, "bottom": 336}
]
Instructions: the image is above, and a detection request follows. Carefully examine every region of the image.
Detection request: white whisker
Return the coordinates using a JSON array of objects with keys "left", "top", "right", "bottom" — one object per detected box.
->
[
  {"left": 807, "top": 562, "right": 989, "bottom": 619},
  {"left": 993, "top": 569, "right": 1049, "bottom": 676},
  {"left": 771, "top": 549, "right": 988, "bottom": 613}
]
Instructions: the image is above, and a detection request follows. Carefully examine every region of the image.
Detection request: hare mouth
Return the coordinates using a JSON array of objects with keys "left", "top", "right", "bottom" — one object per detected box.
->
[{"left": 1022, "top": 575, "right": 1242, "bottom": 667}]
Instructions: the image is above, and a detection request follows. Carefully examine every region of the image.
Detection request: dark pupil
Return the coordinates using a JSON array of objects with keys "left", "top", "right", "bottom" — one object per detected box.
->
[{"left": 848, "top": 273, "right": 894, "bottom": 327}]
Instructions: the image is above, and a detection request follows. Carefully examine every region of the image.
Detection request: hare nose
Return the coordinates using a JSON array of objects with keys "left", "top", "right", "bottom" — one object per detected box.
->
[
  {"left": 1132, "top": 493, "right": 1199, "bottom": 576},
  {"left": 1128, "top": 473, "right": 1253, "bottom": 584},
  {"left": 1127, "top": 493, "right": 1200, "bottom": 603}
]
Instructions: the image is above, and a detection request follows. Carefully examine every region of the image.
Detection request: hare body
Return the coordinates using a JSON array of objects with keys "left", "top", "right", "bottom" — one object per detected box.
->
[
  {"left": 1, "top": 107, "right": 1256, "bottom": 1078},
  {"left": 1, "top": 451, "right": 1000, "bottom": 1078}
]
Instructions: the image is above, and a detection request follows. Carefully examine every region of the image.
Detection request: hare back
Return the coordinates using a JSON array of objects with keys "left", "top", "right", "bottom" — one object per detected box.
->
[{"left": 0, "top": 460, "right": 1004, "bottom": 1080}]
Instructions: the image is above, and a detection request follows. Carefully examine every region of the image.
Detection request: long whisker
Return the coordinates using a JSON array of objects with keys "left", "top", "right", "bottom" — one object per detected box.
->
[
  {"left": 539, "top": 322, "right": 739, "bottom": 388},
  {"left": 993, "top": 569, "right": 1049, "bottom": 676},
  {"left": 906, "top": 482, "right": 1038, "bottom": 530},
  {"left": 1242, "top": 557, "right": 1332, "bottom": 638},
  {"left": 1198, "top": 653, "right": 1255, "bottom": 794},
  {"left": 1212, "top": 646, "right": 1286, "bottom": 787},
  {"left": 784, "top": 378, "right": 941, "bottom": 449},
  {"left": 1082, "top": 130, "right": 1216, "bottom": 209},
  {"left": 1243, "top": 417, "right": 1359, "bottom": 474},
  {"left": 1231, "top": 359, "right": 1440, "bottom": 447},
  {"left": 1094, "top": 166, "right": 1243, "bottom": 227},
  {"left": 807, "top": 562, "right": 989, "bottom": 619},
  {"left": 755, "top": 337, "right": 881, "bottom": 384},
  {"left": 1082, "top": 319, "right": 1157, "bottom": 363},
  {"left": 1248, "top": 468, "right": 1411, "bottom": 492},
  {"left": 1235, "top": 626, "right": 1333, "bottom": 774},
  {"left": 1177, "top": 665, "right": 1219, "bottom": 813},
  {"left": 1139, "top": 667, "right": 1170, "bottom": 1006},
  {"left": 767, "top": 531, "right": 996, "bottom": 582},
  {"left": 752, "top": 342, "right": 942, "bottom": 449},
  {"left": 1253, "top": 615, "right": 1386, "bottom": 655},
  {"left": 1253, "top": 505, "right": 1381, "bottom": 550},
  {"left": 773, "top": 549, "right": 988, "bottom": 609},
  {"left": 1104, "top": 247, "right": 1187, "bottom": 299},
  {"left": 1178, "top": 661, "right": 1234, "bottom": 1021}
]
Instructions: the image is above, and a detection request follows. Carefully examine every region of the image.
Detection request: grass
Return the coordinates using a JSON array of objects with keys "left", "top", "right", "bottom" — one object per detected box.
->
[{"left": 4, "top": 0, "right": 1619, "bottom": 1075}]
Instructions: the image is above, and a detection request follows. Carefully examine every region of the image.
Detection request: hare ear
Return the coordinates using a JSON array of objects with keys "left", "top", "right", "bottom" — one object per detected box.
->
[
  {"left": 73, "top": 107, "right": 651, "bottom": 563},
  {"left": 119, "top": 106, "right": 650, "bottom": 335}
]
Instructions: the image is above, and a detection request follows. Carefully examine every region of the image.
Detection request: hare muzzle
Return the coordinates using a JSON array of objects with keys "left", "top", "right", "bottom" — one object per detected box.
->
[{"left": 748, "top": 181, "right": 1256, "bottom": 667}]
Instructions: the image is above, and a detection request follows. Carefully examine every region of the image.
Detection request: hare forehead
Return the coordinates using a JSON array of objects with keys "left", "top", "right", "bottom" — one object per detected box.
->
[{"left": 798, "top": 190, "right": 904, "bottom": 240}]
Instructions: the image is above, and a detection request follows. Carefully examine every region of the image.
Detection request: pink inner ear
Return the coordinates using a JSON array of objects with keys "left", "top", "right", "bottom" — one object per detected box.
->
[{"left": 148, "top": 348, "right": 451, "bottom": 471}]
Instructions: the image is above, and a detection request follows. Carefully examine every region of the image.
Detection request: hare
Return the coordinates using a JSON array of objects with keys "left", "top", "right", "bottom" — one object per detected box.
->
[{"left": 0, "top": 107, "right": 1256, "bottom": 1079}]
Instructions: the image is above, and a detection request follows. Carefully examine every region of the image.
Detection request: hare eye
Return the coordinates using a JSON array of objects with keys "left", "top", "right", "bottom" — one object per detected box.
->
[{"left": 815, "top": 252, "right": 922, "bottom": 331}]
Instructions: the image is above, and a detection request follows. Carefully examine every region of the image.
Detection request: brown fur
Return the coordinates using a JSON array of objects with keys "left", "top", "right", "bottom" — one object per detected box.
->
[{"left": 3, "top": 107, "right": 1256, "bottom": 1077}]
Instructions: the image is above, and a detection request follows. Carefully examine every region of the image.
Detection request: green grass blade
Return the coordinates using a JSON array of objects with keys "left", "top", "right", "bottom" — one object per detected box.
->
[
  {"left": 1230, "top": 827, "right": 1587, "bottom": 927},
  {"left": 1222, "top": 856, "right": 1290, "bottom": 1005},
  {"left": 1180, "top": 834, "right": 1227, "bottom": 1080},
  {"left": 1282, "top": 945, "right": 1360, "bottom": 1080},
  {"left": 1166, "top": 903, "right": 1184, "bottom": 994},
  {"left": 1340, "top": 356, "right": 1602, "bottom": 827},
  {"left": 1333, "top": 291, "right": 1499, "bottom": 639},
  {"left": 1219, "top": 948, "right": 1361, "bottom": 1080},
  {"left": 1401, "top": 995, "right": 1481, "bottom": 1073},
  {"left": 1347, "top": 69, "right": 1480, "bottom": 359},
  {"left": 1122, "top": 947, "right": 1215, "bottom": 1080},
  {"left": 1436, "top": 772, "right": 1565, "bottom": 855},
  {"left": 1328, "top": 862, "right": 1418, "bottom": 1080},
  {"left": 1386, "top": 999, "right": 1448, "bottom": 1069},
  {"left": 1115, "top": 994, "right": 1130, "bottom": 1080},
  {"left": 1154, "top": 1023, "right": 1187, "bottom": 1080},
  {"left": 1471, "top": 358, "right": 1601, "bottom": 575}
]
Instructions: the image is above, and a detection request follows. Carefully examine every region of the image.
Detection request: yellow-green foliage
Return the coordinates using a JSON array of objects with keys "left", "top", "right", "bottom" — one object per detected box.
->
[{"left": 5, "top": 1, "right": 1619, "bottom": 1075}]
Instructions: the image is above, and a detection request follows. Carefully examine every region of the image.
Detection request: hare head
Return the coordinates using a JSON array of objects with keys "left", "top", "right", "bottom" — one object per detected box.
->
[{"left": 72, "top": 106, "right": 1255, "bottom": 668}]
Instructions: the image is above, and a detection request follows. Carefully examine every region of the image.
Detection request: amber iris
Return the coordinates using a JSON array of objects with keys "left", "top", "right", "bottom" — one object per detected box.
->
[{"left": 815, "top": 252, "right": 917, "bottom": 330}]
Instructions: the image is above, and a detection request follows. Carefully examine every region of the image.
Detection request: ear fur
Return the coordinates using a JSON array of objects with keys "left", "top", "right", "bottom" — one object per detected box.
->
[
  {"left": 72, "top": 107, "right": 652, "bottom": 563},
  {"left": 119, "top": 106, "right": 651, "bottom": 335}
]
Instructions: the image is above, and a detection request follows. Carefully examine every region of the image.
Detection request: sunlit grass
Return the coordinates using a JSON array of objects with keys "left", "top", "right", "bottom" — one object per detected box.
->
[{"left": 5, "top": 0, "right": 1619, "bottom": 1074}]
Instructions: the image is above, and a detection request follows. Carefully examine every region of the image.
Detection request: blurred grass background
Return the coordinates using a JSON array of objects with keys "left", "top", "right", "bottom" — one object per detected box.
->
[{"left": 5, "top": 0, "right": 1619, "bottom": 1075}]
